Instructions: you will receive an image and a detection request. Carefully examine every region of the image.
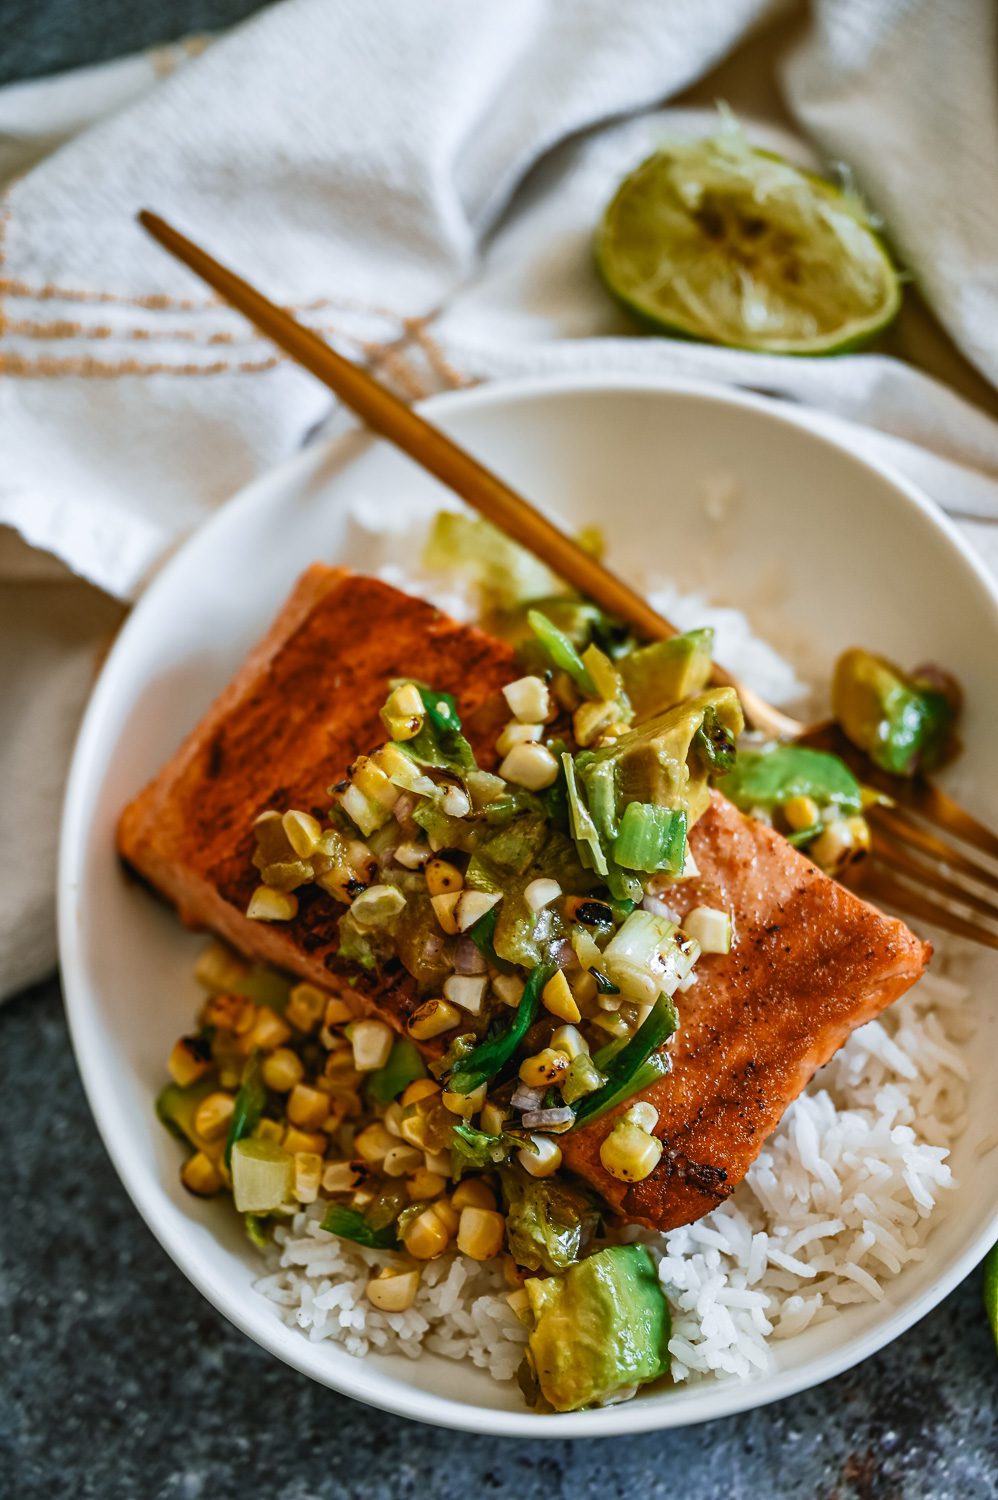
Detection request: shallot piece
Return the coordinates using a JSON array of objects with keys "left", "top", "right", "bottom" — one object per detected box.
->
[
  {"left": 511, "top": 1084, "right": 546, "bottom": 1113},
  {"left": 521, "top": 1107, "right": 575, "bottom": 1131},
  {"left": 453, "top": 936, "right": 487, "bottom": 975}
]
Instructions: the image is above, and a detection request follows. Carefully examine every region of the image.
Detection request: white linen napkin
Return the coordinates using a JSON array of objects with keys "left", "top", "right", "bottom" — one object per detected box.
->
[{"left": 2, "top": 0, "right": 997, "bottom": 1000}]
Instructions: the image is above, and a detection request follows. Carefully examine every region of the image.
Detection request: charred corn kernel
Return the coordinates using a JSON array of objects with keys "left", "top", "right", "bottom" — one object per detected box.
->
[
  {"left": 282, "top": 1125, "right": 326, "bottom": 1155},
  {"left": 492, "top": 973, "right": 524, "bottom": 1009},
  {"left": 402, "top": 1204, "right": 454, "bottom": 1260},
  {"left": 246, "top": 885, "right": 299, "bottom": 922},
  {"left": 442, "top": 784, "right": 471, "bottom": 818},
  {"left": 572, "top": 698, "right": 618, "bottom": 748},
  {"left": 193, "top": 1091, "right": 235, "bottom": 1142},
  {"left": 322, "top": 1160, "right": 364, "bottom": 1194},
  {"left": 286, "top": 1083, "right": 330, "bottom": 1130},
  {"left": 180, "top": 1150, "right": 222, "bottom": 1196},
  {"left": 480, "top": 1100, "right": 510, "bottom": 1137},
  {"left": 811, "top": 818, "right": 868, "bottom": 872},
  {"left": 254, "top": 1118, "right": 285, "bottom": 1146},
  {"left": 260, "top": 1048, "right": 304, "bottom": 1093},
  {"left": 425, "top": 858, "right": 464, "bottom": 897},
  {"left": 441, "top": 1082, "right": 487, "bottom": 1118},
  {"left": 202, "top": 991, "right": 256, "bottom": 1035},
  {"left": 366, "top": 1268, "right": 421, "bottom": 1312},
  {"left": 442, "top": 974, "right": 487, "bottom": 1015},
  {"left": 457, "top": 1207, "right": 506, "bottom": 1262},
  {"left": 407, "top": 998, "right": 461, "bottom": 1041},
  {"left": 784, "top": 794, "right": 820, "bottom": 833},
  {"left": 350, "top": 1018, "right": 394, "bottom": 1072},
  {"left": 194, "top": 940, "right": 250, "bottom": 994},
  {"left": 550, "top": 1024, "right": 589, "bottom": 1060},
  {"left": 285, "top": 982, "right": 327, "bottom": 1033},
  {"left": 406, "top": 1168, "right": 448, "bottom": 1201},
  {"left": 167, "top": 1036, "right": 213, "bottom": 1087},
  {"left": 401, "top": 1078, "right": 441, "bottom": 1108},
  {"left": 623, "top": 1101, "right": 659, "bottom": 1133},
  {"left": 496, "top": 720, "right": 543, "bottom": 758},
  {"left": 502, "top": 675, "right": 550, "bottom": 724},
  {"left": 519, "top": 1047, "right": 570, "bottom": 1089},
  {"left": 600, "top": 1121, "right": 663, "bottom": 1183},
  {"left": 499, "top": 740, "right": 559, "bottom": 791},
  {"left": 542, "top": 969, "right": 581, "bottom": 1024},
  {"left": 524, "top": 876, "right": 561, "bottom": 912},
  {"left": 353, "top": 1122, "right": 396, "bottom": 1165},
  {"left": 282, "top": 809, "right": 322, "bottom": 857},
  {"left": 294, "top": 1151, "right": 323, "bottom": 1203},
  {"left": 324, "top": 995, "right": 356, "bottom": 1027},
  {"left": 398, "top": 1112, "right": 429, "bottom": 1151},
  {"left": 248, "top": 1008, "right": 292, "bottom": 1053},
  {"left": 430, "top": 893, "right": 462, "bottom": 935},
  {"left": 518, "top": 1134, "right": 562, "bottom": 1178},
  {"left": 382, "top": 1143, "right": 425, "bottom": 1177},
  {"left": 451, "top": 1178, "right": 497, "bottom": 1212},
  {"left": 456, "top": 890, "right": 501, "bottom": 932},
  {"left": 382, "top": 682, "right": 425, "bottom": 742}
]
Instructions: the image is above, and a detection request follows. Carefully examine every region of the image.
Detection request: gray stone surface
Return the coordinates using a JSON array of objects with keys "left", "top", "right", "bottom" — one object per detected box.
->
[{"left": 1, "top": 977, "right": 996, "bottom": 1499}]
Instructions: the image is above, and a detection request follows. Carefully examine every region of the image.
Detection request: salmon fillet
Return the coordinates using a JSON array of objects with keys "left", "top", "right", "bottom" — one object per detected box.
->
[
  {"left": 562, "top": 792, "right": 931, "bottom": 1230},
  {"left": 120, "top": 567, "right": 930, "bottom": 1233},
  {"left": 117, "top": 565, "right": 515, "bottom": 1023}
]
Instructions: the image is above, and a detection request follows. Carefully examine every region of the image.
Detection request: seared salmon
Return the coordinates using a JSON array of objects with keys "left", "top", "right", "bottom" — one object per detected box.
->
[
  {"left": 120, "top": 567, "right": 930, "bottom": 1232},
  {"left": 563, "top": 793, "right": 931, "bottom": 1229}
]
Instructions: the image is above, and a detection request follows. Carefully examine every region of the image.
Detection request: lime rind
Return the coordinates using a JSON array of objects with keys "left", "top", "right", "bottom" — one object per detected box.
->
[
  {"left": 596, "top": 129, "right": 901, "bottom": 356},
  {"left": 985, "top": 1242, "right": 998, "bottom": 1354}
]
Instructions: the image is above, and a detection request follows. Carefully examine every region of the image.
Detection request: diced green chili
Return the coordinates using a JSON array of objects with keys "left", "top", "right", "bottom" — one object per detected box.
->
[
  {"left": 527, "top": 610, "right": 597, "bottom": 696},
  {"left": 320, "top": 1204, "right": 399, "bottom": 1249},
  {"left": 571, "top": 994, "right": 678, "bottom": 1128},
  {"left": 447, "top": 962, "right": 555, "bottom": 1095},
  {"left": 224, "top": 1051, "right": 267, "bottom": 1169}
]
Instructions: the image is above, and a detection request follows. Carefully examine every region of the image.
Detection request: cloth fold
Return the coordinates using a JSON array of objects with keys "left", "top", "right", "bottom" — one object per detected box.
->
[{"left": 1, "top": 0, "right": 997, "bottom": 999}]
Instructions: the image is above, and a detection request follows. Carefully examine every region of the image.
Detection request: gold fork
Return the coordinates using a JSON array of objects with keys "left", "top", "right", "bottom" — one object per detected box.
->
[{"left": 138, "top": 211, "right": 998, "bottom": 950}]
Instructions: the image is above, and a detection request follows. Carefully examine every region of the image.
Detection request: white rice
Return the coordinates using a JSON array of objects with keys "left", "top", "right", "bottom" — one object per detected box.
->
[{"left": 255, "top": 501, "right": 972, "bottom": 1395}]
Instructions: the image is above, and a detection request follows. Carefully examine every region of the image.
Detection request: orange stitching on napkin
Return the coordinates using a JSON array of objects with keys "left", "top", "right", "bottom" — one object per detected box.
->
[
  {"left": 0, "top": 276, "right": 404, "bottom": 322},
  {"left": 0, "top": 350, "right": 282, "bottom": 377},
  {"left": 2, "top": 315, "right": 356, "bottom": 348}
]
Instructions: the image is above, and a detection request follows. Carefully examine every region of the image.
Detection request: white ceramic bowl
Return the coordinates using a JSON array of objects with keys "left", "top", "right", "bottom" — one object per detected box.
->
[{"left": 59, "top": 375, "right": 998, "bottom": 1436}]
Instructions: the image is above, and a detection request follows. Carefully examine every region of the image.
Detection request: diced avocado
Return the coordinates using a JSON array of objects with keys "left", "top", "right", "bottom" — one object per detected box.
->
[
  {"left": 500, "top": 1166, "right": 599, "bottom": 1274},
  {"left": 155, "top": 1076, "right": 217, "bottom": 1150},
  {"left": 525, "top": 1245, "right": 671, "bottom": 1411},
  {"left": 620, "top": 629, "right": 714, "bottom": 721},
  {"left": 832, "top": 647, "right": 958, "bottom": 777},
  {"left": 577, "top": 687, "right": 743, "bottom": 833}
]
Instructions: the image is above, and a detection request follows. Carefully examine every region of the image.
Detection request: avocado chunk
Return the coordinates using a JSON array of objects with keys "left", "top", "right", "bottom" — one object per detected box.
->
[
  {"left": 620, "top": 628, "right": 714, "bottom": 721},
  {"left": 155, "top": 1076, "right": 217, "bottom": 1150},
  {"left": 525, "top": 1245, "right": 671, "bottom": 1411},
  {"left": 832, "top": 647, "right": 958, "bottom": 777}
]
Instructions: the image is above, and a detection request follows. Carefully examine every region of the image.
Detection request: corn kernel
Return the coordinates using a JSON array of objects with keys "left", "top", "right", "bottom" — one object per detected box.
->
[
  {"left": 202, "top": 991, "right": 256, "bottom": 1035},
  {"left": 518, "top": 1047, "right": 570, "bottom": 1089},
  {"left": 286, "top": 1083, "right": 330, "bottom": 1130},
  {"left": 550, "top": 1024, "right": 589, "bottom": 1061},
  {"left": 350, "top": 1018, "right": 394, "bottom": 1072},
  {"left": 524, "top": 877, "right": 561, "bottom": 912},
  {"left": 443, "top": 974, "right": 488, "bottom": 1015},
  {"left": 285, "top": 982, "right": 327, "bottom": 1033},
  {"left": 254, "top": 1118, "right": 285, "bottom": 1145},
  {"left": 784, "top": 794, "right": 820, "bottom": 832},
  {"left": 261, "top": 1048, "right": 305, "bottom": 1093},
  {"left": 406, "top": 1168, "right": 447, "bottom": 1201},
  {"left": 455, "top": 890, "right": 501, "bottom": 932},
  {"left": 401, "top": 1078, "right": 441, "bottom": 1108},
  {"left": 353, "top": 1122, "right": 396, "bottom": 1165},
  {"left": 492, "top": 974, "right": 524, "bottom": 1009},
  {"left": 180, "top": 1150, "right": 222, "bottom": 1196},
  {"left": 402, "top": 1204, "right": 453, "bottom": 1260},
  {"left": 294, "top": 1151, "right": 323, "bottom": 1203},
  {"left": 430, "top": 892, "right": 462, "bottom": 934},
  {"left": 542, "top": 969, "right": 581, "bottom": 1024},
  {"left": 194, "top": 941, "right": 250, "bottom": 995},
  {"left": 432, "top": 1198, "right": 460, "bottom": 1235},
  {"left": 442, "top": 785, "right": 471, "bottom": 818},
  {"left": 406, "top": 999, "right": 461, "bottom": 1041},
  {"left": 282, "top": 809, "right": 322, "bottom": 857},
  {"left": 496, "top": 721, "right": 543, "bottom": 758},
  {"left": 324, "top": 995, "right": 357, "bottom": 1027},
  {"left": 457, "top": 1207, "right": 506, "bottom": 1261},
  {"left": 246, "top": 885, "right": 299, "bottom": 922},
  {"left": 248, "top": 1008, "right": 292, "bottom": 1053},
  {"left": 398, "top": 1112, "right": 429, "bottom": 1151},
  {"left": 572, "top": 699, "right": 618, "bottom": 748},
  {"left": 441, "top": 1082, "right": 486, "bottom": 1118},
  {"left": 383, "top": 1143, "right": 425, "bottom": 1177},
  {"left": 322, "top": 1160, "right": 363, "bottom": 1194},
  {"left": 623, "top": 1101, "right": 659, "bottom": 1133},
  {"left": 383, "top": 682, "right": 425, "bottom": 742},
  {"left": 499, "top": 740, "right": 559, "bottom": 791},
  {"left": 366, "top": 1268, "right": 421, "bottom": 1311},
  {"left": 502, "top": 675, "right": 551, "bottom": 724},
  {"left": 599, "top": 1122, "right": 663, "bottom": 1183},
  {"left": 518, "top": 1135, "right": 562, "bottom": 1178},
  {"left": 193, "top": 1091, "right": 235, "bottom": 1142},
  {"left": 451, "top": 1178, "right": 497, "bottom": 1212},
  {"left": 167, "top": 1036, "right": 213, "bottom": 1088},
  {"left": 425, "top": 857, "right": 464, "bottom": 897},
  {"left": 480, "top": 1100, "right": 509, "bottom": 1137}
]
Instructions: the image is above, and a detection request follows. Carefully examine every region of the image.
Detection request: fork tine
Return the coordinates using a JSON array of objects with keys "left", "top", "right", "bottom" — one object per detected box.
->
[
  {"left": 869, "top": 805, "right": 998, "bottom": 897},
  {"left": 869, "top": 832, "right": 998, "bottom": 925},
  {"left": 860, "top": 869, "right": 998, "bottom": 951}
]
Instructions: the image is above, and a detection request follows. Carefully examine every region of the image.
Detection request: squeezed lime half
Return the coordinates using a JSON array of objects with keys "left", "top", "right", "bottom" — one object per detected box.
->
[{"left": 596, "top": 130, "right": 901, "bottom": 355}]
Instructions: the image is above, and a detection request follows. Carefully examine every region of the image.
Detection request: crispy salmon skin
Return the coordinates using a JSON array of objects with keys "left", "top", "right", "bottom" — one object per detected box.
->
[
  {"left": 117, "top": 566, "right": 515, "bottom": 1021},
  {"left": 562, "top": 792, "right": 931, "bottom": 1229}
]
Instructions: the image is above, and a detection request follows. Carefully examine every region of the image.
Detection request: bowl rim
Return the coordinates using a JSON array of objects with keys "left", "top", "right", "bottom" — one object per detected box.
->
[{"left": 57, "top": 371, "right": 998, "bottom": 1438}]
